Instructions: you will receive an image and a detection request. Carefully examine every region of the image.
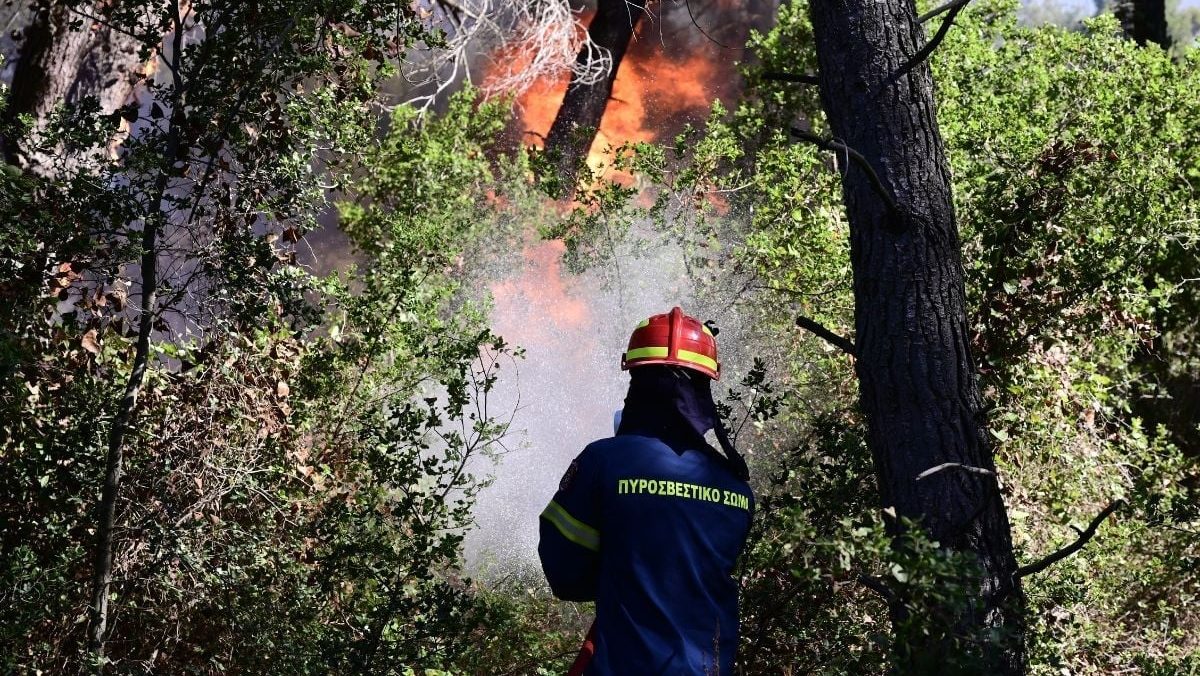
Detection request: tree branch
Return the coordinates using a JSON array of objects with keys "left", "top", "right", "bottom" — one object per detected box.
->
[
  {"left": 1014, "top": 500, "right": 1125, "bottom": 579},
  {"left": 916, "top": 462, "right": 996, "bottom": 481},
  {"left": 918, "top": 0, "right": 971, "bottom": 23},
  {"left": 795, "top": 315, "right": 855, "bottom": 356},
  {"left": 789, "top": 126, "right": 902, "bottom": 223},
  {"left": 857, "top": 574, "right": 896, "bottom": 601},
  {"left": 684, "top": 0, "right": 731, "bottom": 49},
  {"left": 763, "top": 70, "right": 819, "bottom": 85},
  {"left": 900, "top": 0, "right": 971, "bottom": 75}
]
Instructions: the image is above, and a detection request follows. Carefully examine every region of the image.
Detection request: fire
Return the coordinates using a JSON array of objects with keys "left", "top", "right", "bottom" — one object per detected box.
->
[
  {"left": 512, "top": 50, "right": 717, "bottom": 173},
  {"left": 482, "top": 6, "right": 738, "bottom": 349},
  {"left": 486, "top": 9, "right": 728, "bottom": 174},
  {"left": 489, "top": 239, "right": 590, "bottom": 345}
]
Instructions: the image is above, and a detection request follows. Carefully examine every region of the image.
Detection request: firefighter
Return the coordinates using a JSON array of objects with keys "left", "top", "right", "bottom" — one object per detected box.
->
[{"left": 539, "top": 307, "right": 754, "bottom": 675}]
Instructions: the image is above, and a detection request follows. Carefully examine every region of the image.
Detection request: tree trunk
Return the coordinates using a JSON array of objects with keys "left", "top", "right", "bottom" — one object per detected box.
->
[
  {"left": 807, "top": 1, "right": 1025, "bottom": 672},
  {"left": 1115, "top": 0, "right": 1171, "bottom": 49},
  {"left": 543, "top": 0, "right": 646, "bottom": 186},
  {"left": 86, "top": 106, "right": 178, "bottom": 672},
  {"left": 2, "top": 1, "right": 144, "bottom": 166},
  {"left": 86, "top": 2, "right": 183, "bottom": 658}
]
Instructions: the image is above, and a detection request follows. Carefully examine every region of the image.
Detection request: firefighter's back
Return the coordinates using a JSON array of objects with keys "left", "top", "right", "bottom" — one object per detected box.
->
[{"left": 586, "top": 433, "right": 753, "bottom": 675}]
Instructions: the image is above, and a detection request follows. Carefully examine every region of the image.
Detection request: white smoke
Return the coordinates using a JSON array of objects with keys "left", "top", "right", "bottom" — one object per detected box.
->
[
  {"left": 465, "top": 236, "right": 693, "bottom": 575},
  {"left": 465, "top": 226, "right": 754, "bottom": 577}
]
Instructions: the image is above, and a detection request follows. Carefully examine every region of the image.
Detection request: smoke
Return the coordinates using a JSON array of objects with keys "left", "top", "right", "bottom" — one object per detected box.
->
[
  {"left": 463, "top": 0, "right": 777, "bottom": 577},
  {"left": 465, "top": 235, "right": 703, "bottom": 575}
]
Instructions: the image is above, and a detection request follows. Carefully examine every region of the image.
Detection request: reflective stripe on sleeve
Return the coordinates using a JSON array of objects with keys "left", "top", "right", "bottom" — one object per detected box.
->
[{"left": 541, "top": 500, "right": 600, "bottom": 552}]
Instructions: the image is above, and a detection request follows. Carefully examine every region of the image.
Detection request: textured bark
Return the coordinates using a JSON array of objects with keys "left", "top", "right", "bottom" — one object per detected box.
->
[
  {"left": 86, "top": 96, "right": 177, "bottom": 672},
  {"left": 2, "top": 1, "right": 144, "bottom": 166},
  {"left": 807, "top": 1, "right": 1025, "bottom": 672},
  {"left": 1115, "top": 0, "right": 1170, "bottom": 48},
  {"left": 85, "top": 1, "right": 179, "bottom": 658},
  {"left": 543, "top": 0, "right": 645, "bottom": 185}
]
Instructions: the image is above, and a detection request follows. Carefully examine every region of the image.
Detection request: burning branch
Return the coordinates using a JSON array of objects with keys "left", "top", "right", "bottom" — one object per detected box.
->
[
  {"left": 1014, "top": 500, "right": 1126, "bottom": 579},
  {"left": 543, "top": 0, "right": 647, "bottom": 184}
]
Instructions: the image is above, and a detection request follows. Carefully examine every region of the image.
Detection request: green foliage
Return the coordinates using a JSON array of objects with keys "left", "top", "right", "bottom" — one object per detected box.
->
[
  {"left": 548, "top": 1, "right": 1200, "bottom": 672},
  {"left": 727, "top": 1, "right": 1200, "bottom": 672},
  {"left": 0, "top": 0, "right": 527, "bottom": 667},
  {"left": 930, "top": 7, "right": 1200, "bottom": 671},
  {"left": 5, "top": 0, "right": 1200, "bottom": 673}
]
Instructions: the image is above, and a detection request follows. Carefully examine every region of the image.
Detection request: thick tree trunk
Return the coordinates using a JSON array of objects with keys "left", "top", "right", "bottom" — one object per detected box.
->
[
  {"left": 543, "top": 0, "right": 645, "bottom": 185},
  {"left": 1115, "top": 0, "right": 1171, "bottom": 49},
  {"left": 807, "top": 1, "right": 1025, "bottom": 672},
  {"left": 2, "top": 1, "right": 144, "bottom": 166}
]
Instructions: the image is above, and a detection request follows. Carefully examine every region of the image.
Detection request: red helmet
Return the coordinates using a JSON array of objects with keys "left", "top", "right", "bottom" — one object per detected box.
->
[{"left": 621, "top": 306, "right": 719, "bottom": 380}]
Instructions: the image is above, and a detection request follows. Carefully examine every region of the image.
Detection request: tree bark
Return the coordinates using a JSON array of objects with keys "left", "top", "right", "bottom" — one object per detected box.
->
[
  {"left": 85, "top": 94, "right": 176, "bottom": 675},
  {"left": 1, "top": 1, "right": 145, "bottom": 166},
  {"left": 543, "top": 0, "right": 646, "bottom": 186},
  {"left": 1115, "top": 0, "right": 1171, "bottom": 49},
  {"left": 86, "top": 2, "right": 181, "bottom": 660},
  {"left": 807, "top": 1, "right": 1025, "bottom": 672}
]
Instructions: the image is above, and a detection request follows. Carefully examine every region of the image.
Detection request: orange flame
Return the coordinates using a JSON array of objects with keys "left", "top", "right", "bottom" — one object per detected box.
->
[
  {"left": 486, "top": 9, "right": 729, "bottom": 173},
  {"left": 489, "top": 239, "right": 590, "bottom": 346},
  {"left": 512, "top": 52, "right": 718, "bottom": 174},
  {"left": 483, "top": 8, "right": 738, "bottom": 347}
]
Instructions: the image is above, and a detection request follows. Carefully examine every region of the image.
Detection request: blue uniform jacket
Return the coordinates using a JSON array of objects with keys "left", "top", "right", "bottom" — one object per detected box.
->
[{"left": 539, "top": 433, "right": 754, "bottom": 675}]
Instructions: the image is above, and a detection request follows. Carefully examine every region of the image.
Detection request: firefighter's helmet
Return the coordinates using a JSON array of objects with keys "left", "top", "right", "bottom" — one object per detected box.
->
[{"left": 622, "top": 307, "right": 719, "bottom": 380}]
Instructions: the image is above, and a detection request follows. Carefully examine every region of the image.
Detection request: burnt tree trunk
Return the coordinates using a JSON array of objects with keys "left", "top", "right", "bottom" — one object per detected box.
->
[
  {"left": 2, "top": 1, "right": 145, "bottom": 166},
  {"left": 807, "top": 1, "right": 1025, "bottom": 672},
  {"left": 543, "top": 0, "right": 645, "bottom": 186},
  {"left": 1115, "top": 0, "right": 1171, "bottom": 49}
]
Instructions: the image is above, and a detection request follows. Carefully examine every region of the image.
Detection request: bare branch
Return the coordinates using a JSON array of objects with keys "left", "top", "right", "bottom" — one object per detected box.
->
[
  {"left": 900, "top": 0, "right": 971, "bottom": 75},
  {"left": 916, "top": 462, "right": 996, "bottom": 481},
  {"left": 795, "top": 315, "right": 856, "bottom": 357},
  {"left": 64, "top": 6, "right": 159, "bottom": 48},
  {"left": 684, "top": 0, "right": 731, "bottom": 49},
  {"left": 404, "top": 1, "right": 612, "bottom": 111},
  {"left": 790, "top": 126, "right": 901, "bottom": 220},
  {"left": 918, "top": 0, "right": 971, "bottom": 23},
  {"left": 763, "top": 71, "right": 820, "bottom": 85},
  {"left": 1015, "top": 500, "right": 1125, "bottom": 580}
]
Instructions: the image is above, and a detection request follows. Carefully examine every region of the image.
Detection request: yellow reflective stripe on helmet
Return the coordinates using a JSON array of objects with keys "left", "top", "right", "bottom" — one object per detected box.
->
[
  {"left": 625, "top": 346, "right": 669, "bottom": 360},
  {"left": 701, "top": 324, "right": 713, "bottom": 337},
  {"left": 636, "top": 318, "right": 650, "bottom": 329},
  {"left": 541, "top": 500, "right": 600, "bottom": 551},
  {"left": 677, "top": 349, "right": 718, "bottom": 372}
]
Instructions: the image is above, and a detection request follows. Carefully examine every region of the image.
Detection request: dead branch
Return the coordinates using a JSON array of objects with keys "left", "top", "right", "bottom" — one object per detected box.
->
[
  {"left": 900, "top": 0, "right": 971, "bottom": 75},
  {"left": 795, "top": 315, "right": 855, "bottom": 357},
  {"left": 404, "top": 1, "right": 610, "bottom": 111},
  {"left": 789, "top": 126, "right": 902, "bottom": 221},
  {"left": 1014, "top": 500, "right": 1125, "bottom": 579},
  {"left": 763, "top": 71, "right": 820, "bottom": 85}
]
